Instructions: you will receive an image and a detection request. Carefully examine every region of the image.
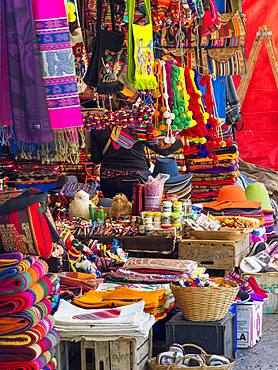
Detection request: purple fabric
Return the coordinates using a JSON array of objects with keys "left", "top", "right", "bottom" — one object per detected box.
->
[
  {"left": 191, "top": 165, "right": 238, "bottom": 174},
  {"left": 0, "top": 0, "right": 13, "bottom": 127},
  {"left": 4, "top": 0, "right": 53, "bottom": 144}
]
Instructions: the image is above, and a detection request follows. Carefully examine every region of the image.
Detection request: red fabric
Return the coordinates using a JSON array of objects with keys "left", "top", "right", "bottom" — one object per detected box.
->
[{"left": 234, "top": 1, "right": 278, "bottom": 169}]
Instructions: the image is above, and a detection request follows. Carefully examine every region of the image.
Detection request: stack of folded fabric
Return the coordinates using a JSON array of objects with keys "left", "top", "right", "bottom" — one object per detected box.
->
[
  {"left": 245, "top": 183, "right": 277, "bottom": 240},
  {"left": 202, "top": 185, "right": 265, "bottom": 224},
  {"left": 140, "top": 158, "right": 192, "bottom": 200},
  {"left": 54, "top": 299, "right": 155, "bottom": 341},
  {"left": 96, "top": 282, "right": 175, "bottom": 320},
  {"left": 0, "top": 252, "right": 60, "bottom": 370},
  {"left": 107, "top": 258, "right": 197, "bottom": 284},
  {"left": 185, "top": 143, "right": 239, "bottom": 203}
]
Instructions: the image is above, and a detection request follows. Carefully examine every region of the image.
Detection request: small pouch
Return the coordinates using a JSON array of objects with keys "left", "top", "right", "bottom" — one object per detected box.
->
[{"left": 201, "top": 46, "right": 247, "bottom": 76}]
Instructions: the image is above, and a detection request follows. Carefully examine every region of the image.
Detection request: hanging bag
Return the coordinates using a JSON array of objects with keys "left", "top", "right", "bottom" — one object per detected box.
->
[
  {"left": 126, "top": 0, "right": 157, "bottom": 90},
  {"left": 199, "top": 0, "right": 221, "bottom": 37},
  {"left": 200, "top": 0, "right": 246, "bottom": 47},
  {"left": 71, "top": 0, "right": 89, "bottom": 93},
  {"left": 83, "top": 0, "right": 125, "bottom": 94},
  {"left": 0, "top": 190, "right": 59, "bottom": 258}
]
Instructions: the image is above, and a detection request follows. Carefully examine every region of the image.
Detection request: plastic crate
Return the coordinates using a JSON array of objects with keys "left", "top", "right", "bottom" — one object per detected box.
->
[{"left": 166, "top": 311, "right": 235, "bottom": 358}]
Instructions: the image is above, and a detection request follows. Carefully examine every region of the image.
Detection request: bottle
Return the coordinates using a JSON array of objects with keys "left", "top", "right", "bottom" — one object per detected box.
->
[
  {"left": 138, "top": 217, "right": 146, "bottom": 235},
  {"left": 134, "top": 184, "right": 145, "bottom": 216}
]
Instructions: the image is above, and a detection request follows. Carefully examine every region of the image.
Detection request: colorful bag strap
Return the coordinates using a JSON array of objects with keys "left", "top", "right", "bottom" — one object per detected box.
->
[
  {"left": 126, "top": 0, "right": 152, "bottom": 83},
  {"left": 97, "top": 0, "right": 116, "bottom": 31},
  {"left": 0, "top": 190, "right": 48, "bottom": 214}
]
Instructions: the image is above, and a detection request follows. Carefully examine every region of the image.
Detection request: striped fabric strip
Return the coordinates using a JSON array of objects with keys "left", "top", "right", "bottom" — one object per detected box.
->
[
  {"left": 42, "top": 358, "right": 57, "bottom": 370},
  {"left": 72, "top": 308, "right": 121, "bottom": 320},
  {"left": 0, "top": 256, "right": 39, "bottom": 280}
]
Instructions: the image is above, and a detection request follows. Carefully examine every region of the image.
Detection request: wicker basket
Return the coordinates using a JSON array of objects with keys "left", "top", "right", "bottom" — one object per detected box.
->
[
  {"left": 170, "top": 280, "right": 239, "bottom": 322},
  {"left": 148, "top": 343, "right": 235, "bottom": 370},
  {"left": 148, "top": 343, "right": 235, "bottom": 369}
]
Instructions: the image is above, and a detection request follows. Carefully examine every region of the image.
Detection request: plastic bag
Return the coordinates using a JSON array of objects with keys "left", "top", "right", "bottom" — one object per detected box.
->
[{"left": 144, "top": 173, "right": 170, "bottom": 212}]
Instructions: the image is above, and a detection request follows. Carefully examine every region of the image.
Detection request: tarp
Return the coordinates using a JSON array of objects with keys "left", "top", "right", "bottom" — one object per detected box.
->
[{"left": 234, "top": 0, "right": 278, "bottom": 170}]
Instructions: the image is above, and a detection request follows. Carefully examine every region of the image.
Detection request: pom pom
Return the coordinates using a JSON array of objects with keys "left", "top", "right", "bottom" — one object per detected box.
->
[
  {"left": 172, "top": 109, "right": 178, "bottom": 116},
  {"left": 166, "top": 118, "right": 172, "bottom": 125},
  {"left": 203, "top": 112, "right": 210, "bottom": 120},
  {"left": 171, "top": 124, "right": 178, "bottom": 131},
  {"left": 178, "top": 106, "right": 184, "bottom": 113},
  {"left": 154, "top": 110, "right": 160, "bottom": 117},
  {"left": 163, "top": 93, "right": 169, "bottom": 99},
  {"left": 221, "top": 140, "right": 226, "bottom": 147},
  {"left": 170, "top": 136, "right": 176, "bottom": 143},
  {"left": 161, "top": 106, "right": 167, "bottom": 113},
  {"left": 170, "top": 113, "right": 176, "bottom": 120},
  {"left": 164, "top": 111, "right": 170, "bottom": 118},
  {"left": 164, "top": 137, "right": 170, "bottom": 144}
]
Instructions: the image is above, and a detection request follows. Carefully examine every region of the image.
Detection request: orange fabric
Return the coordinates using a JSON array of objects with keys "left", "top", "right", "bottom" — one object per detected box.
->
[
  {"left": 73, "top": 287, "right": 166, "bottom": 315},
  {"left": 203, "top": 185, "right": 262, "bottom": 210}
]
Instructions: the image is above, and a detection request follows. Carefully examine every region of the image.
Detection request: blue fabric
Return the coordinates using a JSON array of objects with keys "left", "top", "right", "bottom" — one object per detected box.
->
[
  {"left": 14, "top": 182, "right": 57, "bottom": 192},
  {"left": 198, "top": 75, "right": 226, "bottom": 119}
]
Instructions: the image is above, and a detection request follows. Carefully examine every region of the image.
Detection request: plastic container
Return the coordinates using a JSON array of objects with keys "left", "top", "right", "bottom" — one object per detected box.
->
[
  {"left": 173, "top": 201, "right": 183, "bottom": 213},
  {"left": 145, "top": 216, "right": 153, "bottom": 225},
  {"left": 162, "top": 212, "right": 171, "bottom": 225},
  {"left": 166, "top": 311, "right": 235, "bottom": 358},
  {"left": 162, "top": 200, "right": 172, "bottom": 213},
  {"left": 171, "top": 212, "right": 182, "bottom": 227}
]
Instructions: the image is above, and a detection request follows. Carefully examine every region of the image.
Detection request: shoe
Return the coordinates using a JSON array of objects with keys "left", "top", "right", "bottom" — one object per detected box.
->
[
  {"left": 250, "top": 292, "right": 265, "bottom": 302},
  {"left": 247, "top": 242, "right": 266, "bottom": 257},
  {"left": 157, "top": 351, "right": 183, "bottom": 366},
  {"left": 240, "top": 251, "right": 271, "bottom": 273},
  {"left": 248, "top": 276, "right": 269, "bottom": 298},
  {"left": 237, "top": 290, "right": 250, "bottom": 304},
  {"left": 209, "top": 355, "right": 230, "bottom": 366}
]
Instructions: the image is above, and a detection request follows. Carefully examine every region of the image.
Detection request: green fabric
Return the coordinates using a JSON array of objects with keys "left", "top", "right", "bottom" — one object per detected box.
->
[
  {"left": 126, "top": 0, "right": 157, "bottom": 89},
  {"left": 245, "top": 183, "right": 273, "bottom": 212}
]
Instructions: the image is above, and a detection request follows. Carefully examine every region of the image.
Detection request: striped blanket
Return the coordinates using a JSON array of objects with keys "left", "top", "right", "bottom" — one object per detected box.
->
[
  {"left": 60, "top": 181, "right": 97, "bottom": 199},
  {"left": 0, "top": 256, "right": 39, "bottom": 280}
]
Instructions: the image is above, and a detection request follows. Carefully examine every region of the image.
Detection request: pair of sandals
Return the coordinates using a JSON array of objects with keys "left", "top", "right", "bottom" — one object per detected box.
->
[
  {"left": 156, "top": 344, "right": 230, "bottom": 367},
  {"left": 240, "top": 241, "right": 278, "bottom": 273}
]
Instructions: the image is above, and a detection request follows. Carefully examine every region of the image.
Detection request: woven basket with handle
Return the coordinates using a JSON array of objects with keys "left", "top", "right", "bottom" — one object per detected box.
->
[
  {"left": 147, "top": 343, "right": 235, "bottom": 370},
  {"left": 171, "top": 280, "right": 239, "bottom": 322}
]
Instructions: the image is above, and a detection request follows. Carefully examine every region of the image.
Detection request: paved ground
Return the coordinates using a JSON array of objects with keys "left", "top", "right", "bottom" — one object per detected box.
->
[{"left": 235, "top": 314, "right": 278, "bottom": 369}]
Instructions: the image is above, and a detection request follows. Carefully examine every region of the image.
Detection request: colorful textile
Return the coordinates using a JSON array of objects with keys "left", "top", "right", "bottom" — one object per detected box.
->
[
  {"left": 32, "top": 0, "right": 83, "bottom": 132},
  {"left": 123, "top": 258, "right": 197, "bottom": 273},
  {"left": 42, "top": 359, "right": 57, "bottom": 370},
  {"left": 0, "top": 256, "right": 39, "bottom": 280},
  {"left": 58, "top": 272, "right": 101, "bottom": 292},
  {"left": 0, "top": 253, "right": 26, "bottom": 268},
  {"left": 0, "top": 275, "right": 53, "bottom": 316},
  {"left": 0, "top": 260, "right": 48, "bottom": 295},
  {"left": 0, "top": 329, "right": 60, "bottom": 362},
  {"left": 0, "top": 299, "right": 52, "bottom": 336},
  {"left": 0, "top": 347, "right": 55, "bottom": 370},
  {"left": 107, "top": 267, "right": 190, "bottom": 283},
  {"left": 0, "top": 315, "right": 55, "bottom": 347},
  {"left": 4, "top": 0, "right": 53, "bottom": 146},
  {"left": 60, "top": 181, "right": 97, "bottom": 199},
  {"left": 73, "top": 286, "right": 166, "bottom": 315}
]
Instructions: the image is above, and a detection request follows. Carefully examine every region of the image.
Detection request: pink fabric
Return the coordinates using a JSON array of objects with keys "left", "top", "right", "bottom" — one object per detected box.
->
[{"left": 31, "top": 0, "right": 67, "bottom": 19}]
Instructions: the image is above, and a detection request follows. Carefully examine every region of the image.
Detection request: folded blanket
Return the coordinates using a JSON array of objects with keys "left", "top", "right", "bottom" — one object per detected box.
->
[
  {"left": 0, "top": 253, "right": 26, "bottom": 268},
  {"left": 0, "top": 276, "right": 53, "bottom": 316},
  {"left": 0, "top": 329, "right": 60, "bottom": 362},
  {"left": 191, "top": 171, "right": 239, "bottom": 181},
  {"left": 187, "top": 159, "right": 238, "bottom": 169},
  {"left": 0, "top": 347, "right": 56, "bottom": 370},
  {"left": 122, "top": 258, "right": 197, "bottom": 273},
  {"left": 107, "top": 267, "right": 190, "bottom": 283},
  {"left": 0, "top": 256, "right": 39, "bottom": 280},
  {"left": 192, "top": 178, "right": 237, "bottom": 186},
  {"left": 0, "top": 299, "right": 52, "bottom": 336},
  {"left": 42, "top": 359, "right": 57, "bottom": 370},
  {"left": 0, "top": 260, "right": 48, "bottom": 296},
  {"left": 58, "top": 273, "right": 103, "bottom": 292},
  {"left": 191, "top": 165, "right": 238, "bottom": 174},
  {"left": 0, "top": 315, "right": 55, "bottom": 347},
  {"left": 73, "top": 286, "right": 166, "bottom": 315}
]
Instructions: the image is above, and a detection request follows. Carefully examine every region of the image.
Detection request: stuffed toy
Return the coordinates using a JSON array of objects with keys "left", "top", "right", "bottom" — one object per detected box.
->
[
  {"left": 69, "top": 190, "right": 94, "bottom": 220},
  {"left": 109, "top": 193, "right": 132, "bottom": 219}
]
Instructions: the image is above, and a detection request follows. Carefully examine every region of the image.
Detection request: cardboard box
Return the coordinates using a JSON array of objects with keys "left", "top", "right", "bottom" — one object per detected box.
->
[
  {"left": 237, "top": 302, "right": 263, "bottom": 348},
  {"left": 243, "top": 273, "right": 278, "bottom": 313}
]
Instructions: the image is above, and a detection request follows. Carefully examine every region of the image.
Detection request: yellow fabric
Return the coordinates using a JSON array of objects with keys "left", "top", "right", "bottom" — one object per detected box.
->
[
  {"left": 186, "top": 152, "right": 239, "bottom": 164},
  {"left": 73, "top": 287, "right": 166, "bottom": 315}
]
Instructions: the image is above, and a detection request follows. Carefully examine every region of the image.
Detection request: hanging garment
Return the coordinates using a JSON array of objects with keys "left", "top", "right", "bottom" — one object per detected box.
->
[
  {"left": 31, "top": 0, "right": 84, "bottom": 161},
  {"left": 4, "top": 0, "right": 53, "bottom": 152}
]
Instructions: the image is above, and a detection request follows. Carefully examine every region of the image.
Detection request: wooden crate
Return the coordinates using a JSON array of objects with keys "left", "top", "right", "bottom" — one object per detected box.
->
[
  {"left": 56, "top": 331, "right": 152, "bottom": 370},
  {"left": 179, "top": 235, "right": 250, "bottom": 274}
]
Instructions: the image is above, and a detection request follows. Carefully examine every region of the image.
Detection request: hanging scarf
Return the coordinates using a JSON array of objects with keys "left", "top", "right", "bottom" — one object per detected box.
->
[
  {"left": 0, "top": 0, "right": 13, "bottom": 146},
  {"left": 4, "top": 0, "right": 53, "bottom": 154},
  {"left": 31, "top": 0, "right": 84, "bottom": 163},
  {"left": 126, "top": 0, "right": 157, "bottom": 90}
]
